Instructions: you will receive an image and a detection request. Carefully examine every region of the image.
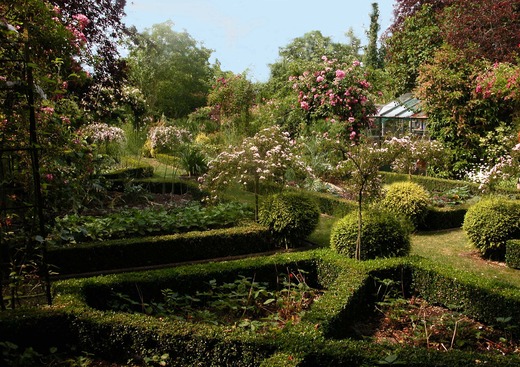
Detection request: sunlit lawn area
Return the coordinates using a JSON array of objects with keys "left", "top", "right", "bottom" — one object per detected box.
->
[
  {"left": 412, "top": 228, "right": 520, "bottom": 289},
  {"left": 307, "top": 215, "right": 520, "bottom": 289}
]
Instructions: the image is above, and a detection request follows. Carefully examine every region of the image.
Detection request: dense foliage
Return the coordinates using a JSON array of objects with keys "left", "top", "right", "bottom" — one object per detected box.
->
[
  {"left": 380, "top": 181, "right": 431, "bottom": 229},
  {"left": 259, "top": 192, "right": 320, "bottom": 248},
  {"left": 126, "top": 21, "right": 213, "bottom": 119},
  {"left": 463, "top": 197, "right": 520, "bottom": 260},
  {"left": 51, "top": 202, "right": 253, "bottom": 246},
  {"left": 330, "top": 208, "right": 412, "bottom": 260}
]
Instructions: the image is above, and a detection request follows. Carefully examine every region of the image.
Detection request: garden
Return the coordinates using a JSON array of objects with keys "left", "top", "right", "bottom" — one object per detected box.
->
[{"left": 1, "top": 0, "right": 520, "bottom": 366}]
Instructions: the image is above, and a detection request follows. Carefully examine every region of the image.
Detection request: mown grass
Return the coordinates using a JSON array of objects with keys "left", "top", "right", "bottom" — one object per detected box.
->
[
  {"left": 307, "top": 216, "right": 520, "bottom": 289},
  {"left": 411, "top": 228, "right": 520, "bottom": 289}
]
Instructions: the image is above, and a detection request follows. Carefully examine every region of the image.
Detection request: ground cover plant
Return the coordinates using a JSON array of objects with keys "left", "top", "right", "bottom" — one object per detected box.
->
[
  {"left": 365, "top": 295, "right": 519, "bottom": 355},
  {"left": 108, "top": 268, "right": 322, "bottom": 332},
  {"left": 50, "top": 201, "right": 253, "bottom": 246}
]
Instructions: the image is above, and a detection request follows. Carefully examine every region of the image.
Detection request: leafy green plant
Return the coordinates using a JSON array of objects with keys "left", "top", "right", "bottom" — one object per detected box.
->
[
  {"left": 50, "top": 201, "right": 254, "bottom": 246},
  {"left": 108, "top": 269, "right": 321, "bottom": 332},
  {"left": 178, "top": 145, "right": 208, "bottom": 176}
]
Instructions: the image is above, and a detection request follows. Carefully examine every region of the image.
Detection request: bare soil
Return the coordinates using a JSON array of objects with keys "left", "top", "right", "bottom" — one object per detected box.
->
[{"left": 355, "top": 296, "right": 519, "bottom": 355}]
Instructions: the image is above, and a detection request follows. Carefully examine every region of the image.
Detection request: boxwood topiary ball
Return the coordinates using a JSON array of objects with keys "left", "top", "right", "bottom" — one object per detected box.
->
[
  {"left": 381, "top": 181, "right": 430, "bottom": 229},
  {"left": 330, "top": 208, "right": 412, "bottom": 260},
  {"left": 259, "top": 191, "right": 320, "bottom": 248},
  {"left": 463, "top": 197, "right": 520, "bottom": 260}
]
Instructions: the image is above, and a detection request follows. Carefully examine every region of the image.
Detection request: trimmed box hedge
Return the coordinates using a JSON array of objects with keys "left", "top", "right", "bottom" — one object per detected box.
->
[
  {"left": 2, "top": 251, "right": 520, "bottom": 366},
  {"left": 47, "top": 224, "right": 273, "bottom": 275},
  {"left": 507, "top": 239, "right": 520, "bottom": 269},
  {"left": 420, "top": 206, "right": 467, "bottom": 230},
  {"left": 380, "top": 171, "right": 519, "bottom": 198}
]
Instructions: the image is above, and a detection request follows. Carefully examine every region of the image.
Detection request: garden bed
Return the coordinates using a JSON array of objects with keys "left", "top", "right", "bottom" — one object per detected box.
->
[{"left": 351, "top": 295, "right": 519, "bottom": 355}]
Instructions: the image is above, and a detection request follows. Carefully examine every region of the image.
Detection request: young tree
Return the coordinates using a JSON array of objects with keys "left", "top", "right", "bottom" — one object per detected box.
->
[
  {"left": 336, "top": 143, "right": 395, "bottom": 260},
  {"left": 364, "top": 2, "right": 382, "bottom": 69},
  {"left": 200, "top": 125, "right": 311, "bottom": 220}
]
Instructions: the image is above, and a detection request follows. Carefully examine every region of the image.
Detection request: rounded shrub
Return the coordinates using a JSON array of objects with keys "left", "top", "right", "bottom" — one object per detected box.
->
[
  {"left": 380, "top": 181, "right": 430, "bottom": 228},
  {"left": 330, "top": 208, "right": 412, "bottom": 260},
  {"left": 258, "top": 191, "right": 320, "bottom": 248},
  {"left": 462, "top": 197, "right": 520, "bottom": 260}
]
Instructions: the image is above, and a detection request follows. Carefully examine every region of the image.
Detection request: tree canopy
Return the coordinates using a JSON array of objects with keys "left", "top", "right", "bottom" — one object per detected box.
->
[{"left": 126, "top": 21, "right": 213, "bottom": 119}]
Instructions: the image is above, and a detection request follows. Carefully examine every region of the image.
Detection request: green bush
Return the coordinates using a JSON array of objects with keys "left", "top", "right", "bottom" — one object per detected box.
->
[
  {"left": 463, "top": 197, "right": 520, "bottom": 260},
  {"left": 421, "top": 206, "right": 467, "bottom": 230},
  {"left": 381, "top": 181, "right": 430, "bottom": 228},
  {"left": 330, "top": 209, "right": 412, "bottom": 260},
  {"left": 259, "top": 192, "right": 320, "bottom": 248},
  {"left": 506, "top": 240, "right": 520, "bottom": 269}
]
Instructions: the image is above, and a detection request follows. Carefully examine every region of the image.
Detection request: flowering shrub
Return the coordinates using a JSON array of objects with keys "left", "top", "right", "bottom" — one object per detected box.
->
[
  {"left": 200, "top": 125, "right": 312, "bottom": 219},
  {"left": 292, "top": 56, "right": 377, "bottom": 143},
  {"left": 146, "top": 125, "right": 192, "bottom": 156},
  {"left": 384, "top": 136, "right": 444, "bottom": 176},
  {"left": 475, "top": 62, "right": 520, "bottom": 102},
  {"left": 81, "top": 122, "right": 126, "bottom": 144},
  {"left": 466, "top": 143, "right": 520, "bottom": 191}
]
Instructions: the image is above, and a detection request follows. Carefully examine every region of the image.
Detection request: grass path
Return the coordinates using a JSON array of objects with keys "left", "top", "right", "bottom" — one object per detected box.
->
[
  {"left": 308, "top": 216, "right": 520, "bottom": 289},
  {"left": 412, "top": 228, "right": 520, "bottom": 289}
]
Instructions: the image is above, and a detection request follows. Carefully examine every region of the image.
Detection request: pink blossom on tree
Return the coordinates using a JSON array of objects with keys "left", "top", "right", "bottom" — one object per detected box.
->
[{"left": 292, "top": 57, "right": 377, "bottom": 147}]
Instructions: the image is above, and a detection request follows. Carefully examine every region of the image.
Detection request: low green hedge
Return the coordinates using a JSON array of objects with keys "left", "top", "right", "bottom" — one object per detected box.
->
[
  {"left": 47, "top": 224, "right": 273, "bottom": 275},
  {"left": 411, "top": 258, "right": 520, "bottom": 333},
  {"left": 506, "top": 239, "right": 520, "bottom": 269},
  {"left": 2, "top": 251, "right": 520, "bottom": 366},
  {"left": 109, "top": 177, "right": 207, "bottom": 198},
  {"left": 381, "top": 171, "right": 481, "bottom": 194},
  {"left": 381, "top": 171, "right": 519, "bottom": 198},
  {"left": 420, "top": 206, "right": 467, "bottom": 230},
  {"left": 101, "top": 158, "right": 155, "bottom": 180},
  {"left": 303, "top": 191, "right": 357, "bottom": 217}
]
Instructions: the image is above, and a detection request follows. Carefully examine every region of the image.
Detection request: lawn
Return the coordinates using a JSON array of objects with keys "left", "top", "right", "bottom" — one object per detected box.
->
[
  {"left": 412, "top": 228, "right": 520, "bottom": 289},
  {"left": 308, "top": 215, "right": 520, "bottom": 288}
]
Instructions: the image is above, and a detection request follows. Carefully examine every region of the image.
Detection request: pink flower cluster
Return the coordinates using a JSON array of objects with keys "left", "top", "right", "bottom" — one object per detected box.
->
[
  {"left": 66, "top": 14, "right": 90, "bottom": 49},
  {"left": 292, "top": 57, "right": 377, "bottom": 142},
  {"left": 475, "top": 62, "right": 520, "bottom": 101}
]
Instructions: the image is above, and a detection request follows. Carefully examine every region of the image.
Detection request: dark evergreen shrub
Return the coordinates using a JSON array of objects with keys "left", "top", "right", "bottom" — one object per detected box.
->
[
  {"left": 330, "top": 209, "right": 412, "bottom": 260},
  {"left": 506, "top": 240, "right": 520, "bottom": 269},
  {"left": 381, "top": 181, "right": 430, "bottom": 228},
  {"left": 259, "top": 192, "right": 320, "bottom": 248},
  {"left": 463, "top": 197, "right": 520, "bottom": 260}
]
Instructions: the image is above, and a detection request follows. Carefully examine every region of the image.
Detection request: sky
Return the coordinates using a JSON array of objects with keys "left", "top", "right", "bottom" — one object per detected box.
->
[{"left": 123, "top": 0, "right": 396, "bottom": 82}]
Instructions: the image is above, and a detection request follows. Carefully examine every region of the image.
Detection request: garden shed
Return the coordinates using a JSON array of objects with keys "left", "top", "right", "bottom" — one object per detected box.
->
[{"left": 371, "top": 93, "right": 428, "bottom": 138}]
